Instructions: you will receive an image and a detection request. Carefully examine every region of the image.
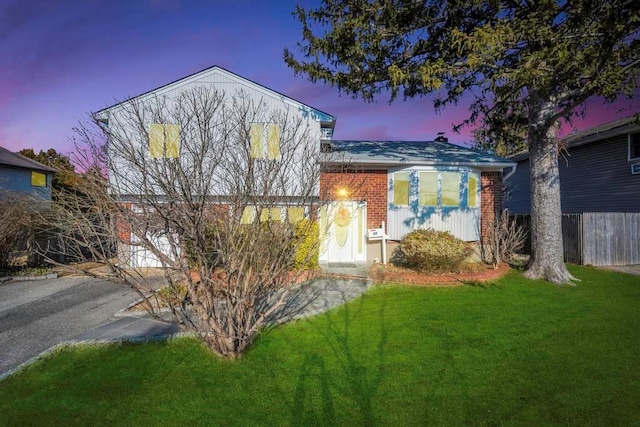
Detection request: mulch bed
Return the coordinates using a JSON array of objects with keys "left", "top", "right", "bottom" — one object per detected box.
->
[{"left": 369, "top": 262, "right": 510, "bottom": 286}]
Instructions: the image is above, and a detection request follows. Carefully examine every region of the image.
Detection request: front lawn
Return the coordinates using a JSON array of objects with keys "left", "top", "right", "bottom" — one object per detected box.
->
[{"left": 1, "top": 265, "right": 639, "bottom": 425}]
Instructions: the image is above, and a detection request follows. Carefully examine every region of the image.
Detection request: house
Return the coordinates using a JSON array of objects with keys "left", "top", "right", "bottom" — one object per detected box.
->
[
  {"left": 506, "top": 116, "right": 640, "bottom": 214},
  {"left": 96, "top": 66, "right": 514, "bottom": 267},
  {"left": 505, "top": 116, "right": 640, "bottom": 265},
  {"left": 0, "top": 146, "right": 57, "bottom": 200}
]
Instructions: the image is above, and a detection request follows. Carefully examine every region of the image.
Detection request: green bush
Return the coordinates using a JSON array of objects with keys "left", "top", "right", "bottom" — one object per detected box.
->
[
  {"left": 292, "top": 219, "right": 319, "bottom": 270},
  {"left": 393, "top": 229, "right": 473, "bottom": 273}
]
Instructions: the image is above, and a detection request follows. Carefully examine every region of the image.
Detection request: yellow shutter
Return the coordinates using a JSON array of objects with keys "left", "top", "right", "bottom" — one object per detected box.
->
[
  {"left": 241, "top": 206, "right": 255, "bottom": 224},
  {"left": 393, "top": 172, "right": 410, "bottom": 206},
  {"left": 287, "top": 207, "right": 304, "bottom": 223},
  {"left": 267, "top": 124, "right": 280, "bottom": 159},
  {"left": 468, "top": 175, "right": 478, "bottom": 208},
  {"left": 31, "top": 171, "right": 46, "bottom": 187},
  {"left": 250, "top": 124, "right": 263, "bottom": 158},
  {"left": 165, "top": 124, "right": 180, "bottom": 158},
  {"left": 442, "top": 172, "right": 460, "bottom": 207},
  {"left": 419, "top": 172, "right": 438, "bottom": 206},
  {"left": 149, "top": 123, "right": 164, "bottom": 158}
]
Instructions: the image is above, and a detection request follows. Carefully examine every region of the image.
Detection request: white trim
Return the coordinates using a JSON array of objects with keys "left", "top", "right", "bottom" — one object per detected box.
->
[
  {"left": 98, "top": 67, "right": 335, "bottom": 123},
  {"left": 629, "top": 132, "right": 640, "bottom": 161}
]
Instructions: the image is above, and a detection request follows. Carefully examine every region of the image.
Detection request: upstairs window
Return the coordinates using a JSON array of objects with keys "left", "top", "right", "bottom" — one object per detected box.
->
[
  {"left": 31, "top": 171, "right": 46, "bottom": 187},
  {"left": 250, "top": 123, "right": 281, "bottom": 159},
  {"left": 393, "top": 172, "right": 410, "bottom": 206},
  {"left": 149, "top": 123, "right": 180, "bottom": 159},
  {"left": 630, "top": 133, "right": 640, "bottom": 160}
]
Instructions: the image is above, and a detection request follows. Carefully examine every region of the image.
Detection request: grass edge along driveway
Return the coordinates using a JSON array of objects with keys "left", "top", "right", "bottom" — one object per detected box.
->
[{"left": 1, "top": 265, "right": 639, "bottom": 426}]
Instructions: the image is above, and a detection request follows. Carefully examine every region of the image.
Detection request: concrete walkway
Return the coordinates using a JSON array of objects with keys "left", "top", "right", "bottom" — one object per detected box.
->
[
  {"left": 1, "top": 273, "right": 371, "bottom": 380},
  {"left": 71, "top": 274, "right": 372, "bottom": 343}
]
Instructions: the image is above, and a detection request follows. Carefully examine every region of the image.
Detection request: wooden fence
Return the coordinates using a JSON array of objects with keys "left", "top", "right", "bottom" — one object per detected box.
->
[{"left": 511, "top": 212, "right": 640, "bottom": 266}]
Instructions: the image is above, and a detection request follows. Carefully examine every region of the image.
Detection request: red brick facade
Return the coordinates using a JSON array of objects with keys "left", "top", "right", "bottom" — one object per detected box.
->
[
  {"left": 115, "top": 203, "right": 132, "bottom": 243},
  {"left": 480, "top": 171, "right": 503, "bottom": 242},
  {"left": 319, "top": 169, "right": 387, "bottom": 229}
]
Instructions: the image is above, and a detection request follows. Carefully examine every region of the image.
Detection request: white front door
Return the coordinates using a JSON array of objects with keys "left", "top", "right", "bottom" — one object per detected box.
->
[{"left": 321, "top": 201, "right": 366, "bottom": 263}]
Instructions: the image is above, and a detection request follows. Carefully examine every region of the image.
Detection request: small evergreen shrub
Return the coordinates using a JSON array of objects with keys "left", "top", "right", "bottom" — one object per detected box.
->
[
  {"left": 393, "top": 229, "right": 473, "bottom": 272},
  {"left": 292, "top": 219, "right": 319, "bottom": 270}
]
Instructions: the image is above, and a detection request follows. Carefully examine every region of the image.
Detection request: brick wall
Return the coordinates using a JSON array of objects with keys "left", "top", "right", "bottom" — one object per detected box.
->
[
  {"left": 320, "top": 169, "right": 387, "bottom": 229},
  {"left": 480, "top": 171, "right": 503, "bottom": 242},
  {"left": 115, "top": 203, "right": 132, "bottom": 243}
]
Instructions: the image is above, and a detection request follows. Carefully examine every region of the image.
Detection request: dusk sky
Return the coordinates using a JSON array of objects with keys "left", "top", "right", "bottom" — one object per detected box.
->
[{"left": 1, "top": 0, "right": 638, "bottom": 156}]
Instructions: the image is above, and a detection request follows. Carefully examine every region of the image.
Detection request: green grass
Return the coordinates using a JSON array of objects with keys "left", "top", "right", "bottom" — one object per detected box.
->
[{"left": 1, "top": 265, "right": 639, "bottom": 426}]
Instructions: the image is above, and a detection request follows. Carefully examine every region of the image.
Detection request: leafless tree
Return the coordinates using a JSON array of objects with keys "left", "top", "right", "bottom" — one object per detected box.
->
[
  {"left": 0, "top": 190, "right": 34, "bottom": 269},
  {"left": 41, "top": 87, "right": 360, "bottom": 359}
]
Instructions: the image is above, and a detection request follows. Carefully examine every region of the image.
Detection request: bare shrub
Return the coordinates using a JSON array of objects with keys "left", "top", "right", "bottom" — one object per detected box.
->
[
  {"left": 0, "top": 191, "right": 34, "bottom": 270},
  {"left": 480, "top": 210, "right": 528, "bottom": 269},
  {"left": 42, "top": 87, "right": 360, "bottom": 359}
]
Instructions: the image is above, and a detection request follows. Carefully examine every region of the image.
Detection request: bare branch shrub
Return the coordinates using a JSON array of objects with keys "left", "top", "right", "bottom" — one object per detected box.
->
[
  {"left": 42, "top": 87, "right": 359, "bottom": 358},
  {"left": 479, "top": 210, "right": 528, "bottom": 269},
  {"left": 0, "top": 191, "right": 34, "bottom": 270}
]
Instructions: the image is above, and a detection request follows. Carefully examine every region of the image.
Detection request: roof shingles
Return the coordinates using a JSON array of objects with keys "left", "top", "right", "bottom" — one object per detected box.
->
[{"left": 321, "top": 140, "right": 515, "bottom": 168}]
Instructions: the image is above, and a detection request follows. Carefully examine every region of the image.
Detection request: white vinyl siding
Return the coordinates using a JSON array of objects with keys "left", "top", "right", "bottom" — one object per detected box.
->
[{"left": 387, "top": 168, "right": 481, "bottom": 241}]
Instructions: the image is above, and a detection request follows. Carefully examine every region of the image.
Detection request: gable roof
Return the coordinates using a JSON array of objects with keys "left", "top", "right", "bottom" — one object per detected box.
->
[
  {"left": 95, "top": 65, "right": 335, "bottom": 125},
  {"left": 0, "top": 146, "right": 57, "bottom": 173},
  {"left": 321, "top": 140, "right": 515, "bottom": 169},
  {"left": 511, "top": 115, "right": 640, "bottom": 162}
]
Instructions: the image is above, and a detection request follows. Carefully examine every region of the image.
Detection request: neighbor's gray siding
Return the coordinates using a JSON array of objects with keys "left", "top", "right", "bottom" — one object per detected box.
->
[
  {"left": 505, "top": 134, "right": 640, "bottom": 214},
  {"left": 504, "top": 160, "right": 531, "bottom": 214},
  {"left": 0, "top": 165, "right": 52, "bottom": 200}
]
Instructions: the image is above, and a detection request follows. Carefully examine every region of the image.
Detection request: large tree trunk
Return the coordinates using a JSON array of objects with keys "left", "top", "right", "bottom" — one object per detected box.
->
[{"left": 523, "top": 95, "right": 577, "bottom": 285}]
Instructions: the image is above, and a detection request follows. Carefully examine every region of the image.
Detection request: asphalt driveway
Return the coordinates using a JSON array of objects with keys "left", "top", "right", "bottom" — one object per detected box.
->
[{"left": 0, "top": 276, "right": 139, "bottom": 375}]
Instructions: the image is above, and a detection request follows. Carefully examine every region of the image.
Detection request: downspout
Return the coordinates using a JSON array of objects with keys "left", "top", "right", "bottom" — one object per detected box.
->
[{"left": 503, "top": 163, "right": 518, "bottom": 181}]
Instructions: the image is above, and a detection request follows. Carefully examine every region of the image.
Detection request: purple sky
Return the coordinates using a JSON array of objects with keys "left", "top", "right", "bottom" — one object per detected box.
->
[{"left": 1, "top": 0, "right": 638, "bottom": 156}]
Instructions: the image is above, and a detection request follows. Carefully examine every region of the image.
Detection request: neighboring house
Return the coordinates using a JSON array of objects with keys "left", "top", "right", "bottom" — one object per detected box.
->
[
  {"left": 505, "top": 116, "right": 640, "bottom": 266},
  {"left": 97, "top": 66, "right": 514, "bottom": 267},
  {"left": 0, "top": 146, "right": 57, "bottom": 200},
  {"left": 506, "top": 116, "right": 640, "bottom": 214}
]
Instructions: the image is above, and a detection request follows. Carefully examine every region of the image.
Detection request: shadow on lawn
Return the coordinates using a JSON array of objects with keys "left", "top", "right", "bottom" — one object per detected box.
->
[{"left": 291, "top": 294, "right": 389, "bottom": 425}]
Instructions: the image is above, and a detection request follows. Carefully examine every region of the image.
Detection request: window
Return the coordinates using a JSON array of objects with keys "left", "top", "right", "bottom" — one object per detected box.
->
[
  {"left": 287, "top": 207, "right": 305, "bottom": 222},
  {"left": 241, "top": 206, "right": 255, "bottom": 224},
  {"left": 149, "top": 123, "right": 179, "bottom": 158},
  {"left": 441, "top": 172, "right": 460, "bottom": 207},
  {"left": 31, "top": 171, "right": 46, "bottom": 187},
  {"left": 393, "top": 172, "right": 410, "bottom": 206},
  {"left": 242, "top": 206, "right": 302, "bottom": 224},
  {"left": 419, "top": 171, "right": 438, "bottom": 206},
  {"left": 259, "top": 207, "right": 282, "bottom": 222},
  {"left": 250, "top": 123, "right": 281, "bottom": 159},
  {"left": 468, "top": 174, "right": 478, "bottom": 208},
  {"left": 630, "top": 133, "right": 640, "bottom": 160}
]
